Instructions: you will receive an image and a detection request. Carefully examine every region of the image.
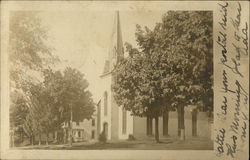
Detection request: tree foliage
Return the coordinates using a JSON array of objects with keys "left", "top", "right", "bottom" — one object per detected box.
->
[
  {"left": 12, "top": 67, "right": 95, "bottom": 144},
  {"left": 9, "top": 11, "right": 94, "bottom": 145},
  {"left": 43, "top": 68, "right": 95, "bottom": 124},
  {"left": 9, "top": 11, "right": 56, "bottom": 144},
  {"left": 10, "top": 11, "right": 51, "bottom": 70},
  {"left": 113, "top": 11, "right": 213, "bottom": 115},
  {"left": 112, "top": 11, "right": 213, "bottom": 141},
  {"left": 9, "top": 11, "right": 58, "bottom": 90},
  {"left": 10, "top": 91, "right": 29, "bottom": 130}
]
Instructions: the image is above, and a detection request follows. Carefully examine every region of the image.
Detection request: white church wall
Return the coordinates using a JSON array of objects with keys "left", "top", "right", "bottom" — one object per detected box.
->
[
  {"left": 118, "top": 108, "right": 133, "bottom": 139},
  {"left": 132, "top": 116, "right": 148, "bottom": 140},
  {"left": 127, "top": 111, "right": 134, "bottom": 138},
  {"left": 133, "top": 111, "right": 212, "bottom": 140},
  {"left": 184, "top": 111, "right": 193, "bottom": 138},
  {"left": 167, "top": 112, "right": 179, "bottom": 137},
  {"left": 197, "top": 112, "right": 211, "bottom": 138},
  {"left": 99, "top": 74, "right": 112, "bottom": 140}
]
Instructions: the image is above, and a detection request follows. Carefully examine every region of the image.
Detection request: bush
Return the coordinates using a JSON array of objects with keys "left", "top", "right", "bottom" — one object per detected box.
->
[
  {"left": 128, "top": 134, "right": 136, "bottom": 141},
  {"left": 98, "top": 131, "right": 107, "bottom": 143}
]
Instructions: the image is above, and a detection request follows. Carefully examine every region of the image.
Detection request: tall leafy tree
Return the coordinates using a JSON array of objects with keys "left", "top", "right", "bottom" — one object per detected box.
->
[
  {"left": 28, "top": 83, "right": 56, "bottom": 145},
  {"left": 43, "top": 68, "right": 95, "bottom": 125},
  {"left": 9, "top": 11, "right": 56, "bottom": 90},
  {"left": 23, "top": 114, "right": 35, "bottom": 145},
  {"left": 10, "top": 91, "right": 29, "bottom": 144},
  {"left": 9, "top": 11, "right": 58, "bottom": 145},
  {"left": 112, "top": 11, "right": 213, "bottom": 142},
  {"left": 43, "top": 68, "right": 95, "bottom": 144},
  {"left": 20, "top": 67, "right": 95, "bottom": 145}
]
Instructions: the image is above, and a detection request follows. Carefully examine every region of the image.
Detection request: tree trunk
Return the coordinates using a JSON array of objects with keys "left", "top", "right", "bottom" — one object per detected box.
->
[
  {"left": 54, "top": 131, "right": 58, "bottom": 142},
  {"left": 46, "top": 132, "right": 49, "bottom": 145},
  {"left": 11, "top": 131, "right": 15, "bottom": 147},
  {"left": 192, "top": 109, "right": 197, "bottom": 137},
  {"left": 29, "top": 136, "right": 32, "bottom": 145},
  {"left": 147, "top": 117, "right": 149, "bottom": 135},
  {"left": 147, "top": 117, "right": 153, "bottom": 136},
  {"left": 59, "top": 130, "right": 63, "bottom": 143},
  {"left": 31, "top": 135, "right": 34, "bottom": 145},
  {"left": 149, "top": 117, "right": 153, "bottom": 135},
  {"left": 69, "top": 129, "right": 72, "bottom": 146},
  {"left": 163, "top": 110, "right": 169, "bottom": 136},
  {"left": 154, "top": 116, "right": 160, "bottom": 143},
  {"left": 20, "top": 130, "right": 23, "bottom": 142},
  {"left": 68, "top": 121, "right": 72, "bottom": 146},
  {"left": 53, "top": 131, "right": 58, "bottom": 143},
  {"left": 63, "top": 128, "right": 67, "bottom": 144},
  {"left": 38, "top": 133, "right": 41, "bottom": 145},
  {"left": 177, "top": 106, "right": 181, "bottom": 136},
  {"left": 19, "top": 131, "right": 22, "bottom": 142},
  {"left": 178, "top": 105, "right": 185, "bottom": 140}
]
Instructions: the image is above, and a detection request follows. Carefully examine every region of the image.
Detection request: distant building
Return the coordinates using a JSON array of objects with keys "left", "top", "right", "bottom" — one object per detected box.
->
[
  {"left": 96, "top": 11, "right": 213, "bottom": 141},
  {"left": 71, "top": 117, "right": 97, "bottom": 142},
  {"left": 62, "top": 107, "right": 98, "bottom": 142}
]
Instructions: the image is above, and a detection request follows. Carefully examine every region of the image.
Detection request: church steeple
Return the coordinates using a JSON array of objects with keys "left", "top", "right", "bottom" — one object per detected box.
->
[{"left": 103, "top": 11, "right": 124, "bottom": 75}]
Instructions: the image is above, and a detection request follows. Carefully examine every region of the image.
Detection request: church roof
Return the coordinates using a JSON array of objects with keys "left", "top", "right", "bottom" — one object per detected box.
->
[{"left": 103, "top": 60, "right": 110, "bottom": 74}]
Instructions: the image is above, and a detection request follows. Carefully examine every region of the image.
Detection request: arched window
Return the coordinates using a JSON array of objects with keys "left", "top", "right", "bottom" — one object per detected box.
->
[
  {"left": 122, "top": 109, "right": 127, "bottom": 134},
  {"left": 104, "top": 91, "right": 108, "bottom": 116}
]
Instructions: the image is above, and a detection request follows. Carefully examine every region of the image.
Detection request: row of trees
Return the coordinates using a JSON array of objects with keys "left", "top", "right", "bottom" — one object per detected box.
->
[
  {"left": 112, "top": 11, "right": 213, "bottom": 142},
  {"left": 9, "top": 11, "right": 95, "bottom": 146}
]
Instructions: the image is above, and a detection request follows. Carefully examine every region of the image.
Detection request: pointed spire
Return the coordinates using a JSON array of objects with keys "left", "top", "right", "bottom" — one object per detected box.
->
[
  {"left": 103, "top": 11, "right": 124, "bottom": 75},
  {"left": 116, "top": 11, "right": 124, "bottom": 63}
]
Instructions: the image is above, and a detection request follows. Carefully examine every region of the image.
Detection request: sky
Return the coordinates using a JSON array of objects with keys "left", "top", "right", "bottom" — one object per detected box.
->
[{"left": 39, "top": 11, "right": 165, "bottom": 102}]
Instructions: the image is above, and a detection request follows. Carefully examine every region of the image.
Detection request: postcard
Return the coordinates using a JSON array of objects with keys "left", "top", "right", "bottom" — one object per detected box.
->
[{"left": 0, "top": 0, "right": 249, "bottom": 159}]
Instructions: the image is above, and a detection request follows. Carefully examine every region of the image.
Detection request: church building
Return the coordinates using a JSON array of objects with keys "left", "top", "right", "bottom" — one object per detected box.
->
[
  {"left": 96, "top": 11, "right": 213, "bottom": 141},
  {"left": 97, "top": 11, "right": 134, "bottom": 140}
]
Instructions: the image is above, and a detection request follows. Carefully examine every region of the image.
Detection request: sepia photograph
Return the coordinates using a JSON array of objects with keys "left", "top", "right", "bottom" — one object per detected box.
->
[
  {"left": 8, "top": 9, "right": 213, "bottom": 150},
  {"left": 0, "top": 1, "right": 249, "bottom": 160}
]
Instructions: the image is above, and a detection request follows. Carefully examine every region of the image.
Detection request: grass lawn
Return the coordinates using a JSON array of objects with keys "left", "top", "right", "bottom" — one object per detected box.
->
[{"left": 14, "top": 137, "right": 213, "bottom": 150}]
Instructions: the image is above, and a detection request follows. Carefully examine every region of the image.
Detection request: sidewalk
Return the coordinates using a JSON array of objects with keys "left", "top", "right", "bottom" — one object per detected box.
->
[{"left": 13, "top": 137, "right": 213, "bottom": 150}]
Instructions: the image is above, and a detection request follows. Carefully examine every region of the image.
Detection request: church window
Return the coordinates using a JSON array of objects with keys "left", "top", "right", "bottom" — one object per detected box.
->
[
  {"left": 92, "top": 119, "right": 95, "bottom": 126},
  {"left": 122, "top": 109, "right": 127, "bottom": 134},
  {"left": 104, "top": 91, "right": 108, "bottom": 116}
]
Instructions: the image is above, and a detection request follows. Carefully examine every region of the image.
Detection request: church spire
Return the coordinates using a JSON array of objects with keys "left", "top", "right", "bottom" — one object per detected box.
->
[
  {"left": 115, "top": 11, "right": 124, "bottom": 63},
  {"left": 103, "top": 11, "right": 124, "bottom": 74}
]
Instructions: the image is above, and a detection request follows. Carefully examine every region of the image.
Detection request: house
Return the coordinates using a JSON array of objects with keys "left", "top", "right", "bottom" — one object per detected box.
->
[
  {"left": 71, "top": 116, "right": 97, "bottom": 142},
  {"left": 61, "top": 107, "right": 98, "bottom": 142}
]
